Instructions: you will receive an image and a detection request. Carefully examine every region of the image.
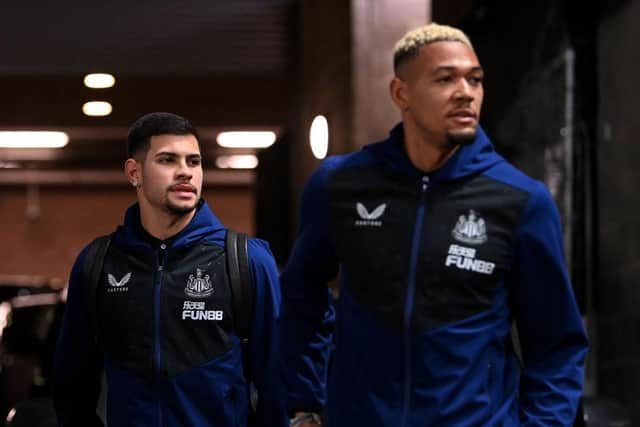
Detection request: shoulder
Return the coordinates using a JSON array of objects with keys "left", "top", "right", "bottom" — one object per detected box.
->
[
  {"left": 246, "top": 238, "right": 278, "bottom": 273},
  {"left": 482, "top": 160, "right": 559, "bottom": 226},
  {"left": 483, "top": 160, "right": 544, "bottom": 196},
  {"left": 308, "top": 150, "right": 376, "bottom": 187},
  {"left": 483, "top": 160, "right": 557, "bottom": 207},
  {"left": 247, "top": 237, "right": 275, "bottom": 261},
  {"left": 73, "top": 235, "right": 110, "bottom": 272},
  {"left": 307, "top": 154, "right": 348, "bottom": 187}
]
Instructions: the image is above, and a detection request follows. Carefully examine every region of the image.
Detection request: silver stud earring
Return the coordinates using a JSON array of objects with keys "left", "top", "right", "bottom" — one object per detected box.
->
[{"left": 132, "top": 180, "right": 138, "bottom": 188}]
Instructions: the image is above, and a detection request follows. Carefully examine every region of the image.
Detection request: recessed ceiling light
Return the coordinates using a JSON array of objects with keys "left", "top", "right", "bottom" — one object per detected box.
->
[
  {"left": 83, "top": 73, "right": 115, "bottom": 89},
  {"left": 82, "top": 101, "right": 112, "bottom": 117},
  {"left": 216, "top": 131, "right": 276, "bottom": 148},
  {"left": 309, "top": 115, "right": 329, "bottom": 159},
  {"left": 215, "top": 154, "right": 259, "bottom": 169},
  {"left": 0, "top": 131, "right": 69, "bottom": 148}
]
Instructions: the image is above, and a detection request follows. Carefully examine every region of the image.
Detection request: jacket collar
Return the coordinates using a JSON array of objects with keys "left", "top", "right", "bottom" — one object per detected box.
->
[
  {"left": 114, "top": 199, "right": 226, "bottom": 249},
  {"left": 364, "top": 122, "right": 503, "bottom": 182}
]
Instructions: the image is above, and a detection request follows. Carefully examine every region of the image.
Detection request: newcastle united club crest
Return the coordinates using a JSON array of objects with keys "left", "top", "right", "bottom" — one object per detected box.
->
[
  {"left": 452, "top": 209, "right": 487, "bottom": 245},
  {"left": 184, "top": 268, "right": 214, "bottom": 298}
]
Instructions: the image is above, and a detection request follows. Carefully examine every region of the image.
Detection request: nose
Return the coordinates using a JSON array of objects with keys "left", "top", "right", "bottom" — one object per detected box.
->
[
  {"left": 175, "top": 158, "right": 193, "bottom": 180},
  {"left": 453, "top": 78, "right": 474, "bottom": 101}
]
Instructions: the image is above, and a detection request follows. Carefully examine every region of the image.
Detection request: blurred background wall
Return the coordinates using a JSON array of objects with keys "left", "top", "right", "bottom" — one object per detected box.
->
[{"left": 0, "top": 186, "right": 253, "bottom": 280}]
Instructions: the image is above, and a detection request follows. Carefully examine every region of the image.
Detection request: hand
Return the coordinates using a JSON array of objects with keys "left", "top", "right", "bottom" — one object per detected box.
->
[{"left": 291, "top": 412, "right": 322, "bottom": 427}]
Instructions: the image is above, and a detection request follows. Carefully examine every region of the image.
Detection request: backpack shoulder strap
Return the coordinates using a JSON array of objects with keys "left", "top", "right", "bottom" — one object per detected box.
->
[
  {"left": 226, "top": 230, "right": 257, "bottom": 417},
  {"left": 82, "top": 234, "right": 111, "bottom": 342},
  {"left": 225, "top": 229, "right": 253, "bottom": 341}
]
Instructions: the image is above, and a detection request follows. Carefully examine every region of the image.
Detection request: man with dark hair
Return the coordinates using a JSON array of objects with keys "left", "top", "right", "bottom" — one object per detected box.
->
[
  {"left": 126, "top": 112, "right": 202, "bottom": 158},
  {"left": 54, "top": 112, "right": 287, "bottom": 426},
  {"left": 280, "top": 24, "right": 588, "bottom": 427}
]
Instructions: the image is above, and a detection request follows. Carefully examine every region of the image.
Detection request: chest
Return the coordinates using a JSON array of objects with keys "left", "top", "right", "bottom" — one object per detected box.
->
[{"left": 327, "top": 167, "right": 529, "bottom": 331}]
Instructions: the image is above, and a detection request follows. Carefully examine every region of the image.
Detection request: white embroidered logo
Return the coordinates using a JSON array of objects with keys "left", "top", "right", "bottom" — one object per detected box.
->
[
  {"left": 355, "top": 202, "right": 386, "bottom": 227},
  {"left": 107, "top": 273, "right": 131, "bottom": 293},
  {"left": 184, "top": 268, "right": 214, "bottom": 298},
  {"left": 182, "top": 301, "right": 224, "bottom": 321},
  {"left": 452, "top": 209, "right": 487, "bottom": 245},
  {"left": 444, "top": 244, "right": 495, "bottom": 275}
]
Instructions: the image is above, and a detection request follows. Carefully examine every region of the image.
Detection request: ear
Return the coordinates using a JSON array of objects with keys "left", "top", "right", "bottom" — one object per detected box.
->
[
  {"left": 124, "top": 158, "right": 141, "bottom": 188},
  {"left": 390, "top": 77, "right": 409, "bottom": 111}
]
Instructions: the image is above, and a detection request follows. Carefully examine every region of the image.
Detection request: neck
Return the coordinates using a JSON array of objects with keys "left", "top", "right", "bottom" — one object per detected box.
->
[
  {"left": 138, "top": 203, "right": 196, "bottom": 241},
  {"left": 402, "top": 120, "right": 460, "bottom": 173}
]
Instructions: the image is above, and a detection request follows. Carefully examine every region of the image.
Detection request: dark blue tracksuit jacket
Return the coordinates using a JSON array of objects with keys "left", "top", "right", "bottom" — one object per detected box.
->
[
  {"left": 54, "top": 200, "right": 287, "bottom": 427},
  {"left": 279, "top": 124, "right": 588, "bottom": 426}
]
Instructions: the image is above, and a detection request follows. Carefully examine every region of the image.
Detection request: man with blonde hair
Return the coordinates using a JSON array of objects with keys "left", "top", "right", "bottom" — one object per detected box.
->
[{"left": 280, "top": 23, "right": 587, "bottom": 426}]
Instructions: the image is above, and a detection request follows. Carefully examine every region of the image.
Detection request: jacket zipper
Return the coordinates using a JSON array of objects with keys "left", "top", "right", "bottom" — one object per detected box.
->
[
  {"left": 400, "top": 176, "right": 429, "bottom": 427},
  {"left": 154, "top": 244, "right": 168, "bottom": 427}
]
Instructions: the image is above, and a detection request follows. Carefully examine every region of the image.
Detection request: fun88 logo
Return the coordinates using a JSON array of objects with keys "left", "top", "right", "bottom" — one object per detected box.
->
[{"left": 182, "top": 301, "right": 224, "bottom": 320}]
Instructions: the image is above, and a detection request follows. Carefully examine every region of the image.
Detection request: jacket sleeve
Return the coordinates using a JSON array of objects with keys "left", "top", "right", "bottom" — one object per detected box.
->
[
  {"left": 278, "top": 162, "right": 339, "bottom": 415},
  {"left": 247, "top": 238, "right": 289, "bottom": 427},
  {"left": 511, "top": 182, "right": 588, "bottom": 426},
  {"left": 53, "top": 246, "right": 104, "bottom": 426}
]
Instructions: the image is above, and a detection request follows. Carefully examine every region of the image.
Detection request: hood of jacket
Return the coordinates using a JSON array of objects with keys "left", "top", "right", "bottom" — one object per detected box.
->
[{"left": 364, "top": 122, "right": 505, "bottom": 183}]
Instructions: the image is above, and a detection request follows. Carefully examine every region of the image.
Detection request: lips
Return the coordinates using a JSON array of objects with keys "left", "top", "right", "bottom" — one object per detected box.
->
[
  {"left": 448, "top": 109, "right": 477, "bottom": 119},
  {"left": 169, "top": 183, "right": 196, "bottom": 196},
  {"left": 447, "top": 109, "right": 477, "bottom": 126}
]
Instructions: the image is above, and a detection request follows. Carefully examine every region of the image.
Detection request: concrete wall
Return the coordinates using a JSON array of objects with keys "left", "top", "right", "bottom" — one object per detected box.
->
[
  {"left": 351, "top": 0, "right": 430, "bottom": 147},
  {"left": 597, "top": 0, "right": 640, "bottom": 422}
]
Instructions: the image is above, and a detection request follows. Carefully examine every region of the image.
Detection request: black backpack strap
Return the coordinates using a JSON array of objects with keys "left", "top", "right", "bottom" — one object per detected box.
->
[
  {"left": 225, "top": 229, "right": 253, "bottom": 342},
  {"left": 225, "top": 229, "right": 257, "bottom": 421},
  {"left": 82, "top": 235, "right": 111, "bottom": 343}
]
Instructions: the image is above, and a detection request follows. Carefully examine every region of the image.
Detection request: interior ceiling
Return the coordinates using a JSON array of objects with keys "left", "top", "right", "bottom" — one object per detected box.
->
[{"left": 0, "top": 0, "right": 296, "bottom": 174}]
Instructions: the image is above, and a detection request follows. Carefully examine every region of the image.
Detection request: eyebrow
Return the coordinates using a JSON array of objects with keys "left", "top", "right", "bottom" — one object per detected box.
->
[
  {"left": 433, "top": 65, "right": 484, "bottom": 73},
  {"left": 154, "top": 151, "right": 202, "bottom": 158}
]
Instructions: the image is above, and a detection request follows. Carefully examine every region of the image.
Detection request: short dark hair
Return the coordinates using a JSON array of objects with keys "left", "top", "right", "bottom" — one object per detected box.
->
[{"left": 127, "top": 112, "right": 201, "bottom": 159}]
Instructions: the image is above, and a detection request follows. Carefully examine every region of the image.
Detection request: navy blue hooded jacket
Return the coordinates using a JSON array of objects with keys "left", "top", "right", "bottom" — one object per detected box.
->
[
  {"left": 279, "top": 124, "right": 588, "bottom": 426},
  {"left": 54, "top": 200, "right": 287, "bottom": 427}
]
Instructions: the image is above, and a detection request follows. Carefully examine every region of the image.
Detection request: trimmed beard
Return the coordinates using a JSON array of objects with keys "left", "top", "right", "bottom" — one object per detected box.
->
[
  {"left": 446, "top": 129, "right": 477, "bottom": 147},
  {"left": 165, "top": 199, "right": 199, "bottom": 216}
]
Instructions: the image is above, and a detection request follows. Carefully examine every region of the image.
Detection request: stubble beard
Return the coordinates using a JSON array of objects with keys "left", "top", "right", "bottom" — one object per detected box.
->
[
  {"left": 164, "top": 191, "right": 200, "bottom": 216},
  {"left": 446, "top": 128, "right": 477, "bottom": 147},
  {"left": 165, "top": 201, "right": 198, "bottom": 216},
  {"left": 447, "top": 128, "right": 478, "bottom": 146}
]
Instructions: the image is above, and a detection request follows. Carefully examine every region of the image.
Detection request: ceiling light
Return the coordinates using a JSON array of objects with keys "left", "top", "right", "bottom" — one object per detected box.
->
[
  {"left": 0, "top": 131, "right": 69, "bottom": 148},
  {"left": 83, "top": 73, "right": 116, "bottom": 89},
  {"left": 216, "top": 131, "right": 276, "bottom": 148},
  {"left": 0, "top": 161, "right": 20, "bottom": 168},
  {"left": 309, "top": 115, "right": 329, "bottom": 159},
  {"left": 82, "top": 101, "right": 112, "bottom": 117},
  {"left": 215, "top": 154, "right": 259, "bottom": 169}
]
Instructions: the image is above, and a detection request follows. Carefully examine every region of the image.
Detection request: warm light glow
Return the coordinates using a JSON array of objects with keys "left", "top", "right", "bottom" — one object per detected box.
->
[
  {"left": 0, "top": 131, "right": 69, "bottom": 148},
  {"left": 83, "top": 73, "right": 116, "bottom": 89},
  {"left": 5, "top": 408, "right": 15, "bottom": 423},
  {"left": 82, "top": 101, "right": 112, "bottom": 117},
  {"left": 309, "top": 115, "right": 329, "bottom": 159},
  {"left": 0, "top": 161, "right": 20, "bottom": 168},
  {"left": 0, "top": 302, "right": 11, "bottom": 338},
  {"left": 216, "top": 131, "right": 276, "bottom": 148},
  {"left": 215, "top": 154, "right": 259, "bottom": 169}
]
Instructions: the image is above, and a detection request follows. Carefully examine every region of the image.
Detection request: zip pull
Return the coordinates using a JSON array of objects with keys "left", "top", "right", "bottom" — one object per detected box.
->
[
  {"left": 421, "top": 176, "right": 430, "bottom": 192},
  {"left": 157, "top": 244, "right": 168, "bottom": 267}
]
